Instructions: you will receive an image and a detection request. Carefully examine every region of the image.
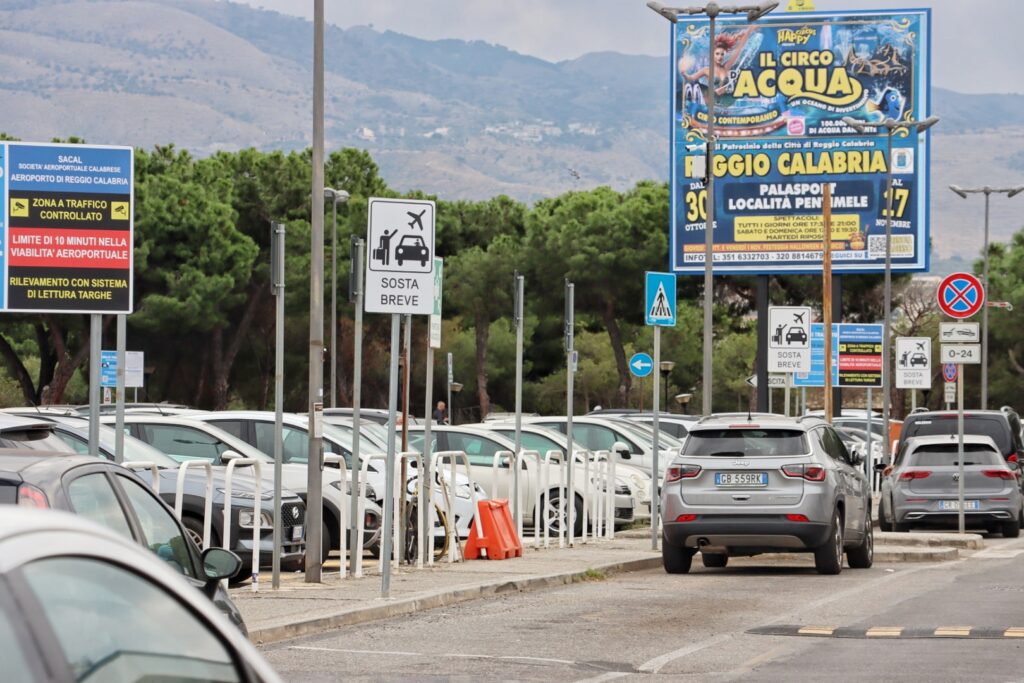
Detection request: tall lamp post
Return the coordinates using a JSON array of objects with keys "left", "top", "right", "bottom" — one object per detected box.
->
[
  {"left": 842, "top": 115, "right": 939, "bottom": 467},
  {"left": 948, "top": 184, "right": 1024, "bottom": 409},
  {"left": 324, "top": 188, "right": 350, "bottom": 409},
  {"left": 647, "top": 1, "right": 778, "bottom": 417},
  {"left": 660, "top": 360, "right": 676, "bottom": 413}
]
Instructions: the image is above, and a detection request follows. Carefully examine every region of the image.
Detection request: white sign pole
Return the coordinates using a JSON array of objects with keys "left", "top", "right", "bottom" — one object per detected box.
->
[
  {"left": 652, "top": 324, "right": 661, "bottom": 550},
  {"left": 957, "top": 364, "right": 965, "bottom": 535}
]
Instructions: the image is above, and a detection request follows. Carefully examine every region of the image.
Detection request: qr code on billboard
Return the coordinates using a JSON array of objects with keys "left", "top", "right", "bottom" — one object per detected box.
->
[{"left": 868, "top": 235, "right": 915, "bottom": 259}]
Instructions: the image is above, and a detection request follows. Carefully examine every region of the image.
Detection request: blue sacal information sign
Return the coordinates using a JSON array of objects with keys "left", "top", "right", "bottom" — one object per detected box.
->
[
  {"left": 670, "top": 9, "right": 931, "bottom": 274},
  {"left": 645, "top": 271, "right": 677, "bottom": 326},
  {"left": 793, "top": 323, "right": 883, "bottom": 388},
  {"left": 4, "top": 142, "right": 134, "bottom": 313}
]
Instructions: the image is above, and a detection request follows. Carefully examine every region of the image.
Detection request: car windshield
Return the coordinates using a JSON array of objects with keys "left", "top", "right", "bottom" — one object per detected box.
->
[
  {"left": 400, "top": 236, "right": 425, "bottom": 247},
  {"left": 683, "top": 428, "right": 808, "bottom": 457},
  {"left": 907, "top": 443, "right": 1002, "bottom": 467},
  {"left": 904, "top": 416, "right": 1011, "bottom": 455}
]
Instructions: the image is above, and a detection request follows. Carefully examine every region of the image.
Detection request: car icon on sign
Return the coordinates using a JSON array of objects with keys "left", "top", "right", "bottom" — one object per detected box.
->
[
  {"left": 395, "top": 235, "right": 429, "bottom": 268},
  {"left": 910, "top": 352, "right": 928, "bottom": 367},
  {"left": 785, "top": 327, "right": 808, "bottom": 344}
]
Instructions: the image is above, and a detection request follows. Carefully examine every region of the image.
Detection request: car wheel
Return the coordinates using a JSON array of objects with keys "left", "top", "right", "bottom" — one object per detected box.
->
[
  {"left": 878, "top": 499, "right": 893, "bottom": 532},
  {"left": 701, "top": 552, "right": 728, "bottom": 568},
  {"left": 541, "top": 490, "right": 584, "bottom": 537},
  {"left": 662, "top": 537, "right": 694, "bottom": 574},
  {"left": 814, "top": 510, "right": 844, "bottom": 575},
  {"left": 1002, "top": 510, "right": 1022, "bottom": 538},
  {"left": 397, "top": 258, "right": 404, "bottom": 266},
  {"left": 847, "top": 509, "right": 874, "bottom": 569}
]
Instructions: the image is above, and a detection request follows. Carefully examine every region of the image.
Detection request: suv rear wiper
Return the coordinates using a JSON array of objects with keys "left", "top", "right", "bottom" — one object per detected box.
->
[{"left": 708, "top": 451, "right": 746, "bottom": 457}]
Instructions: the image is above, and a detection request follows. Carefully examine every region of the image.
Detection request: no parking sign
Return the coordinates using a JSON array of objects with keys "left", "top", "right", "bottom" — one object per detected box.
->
[{"left": 937, "top": 273, "right": 985, "bottom": 320}]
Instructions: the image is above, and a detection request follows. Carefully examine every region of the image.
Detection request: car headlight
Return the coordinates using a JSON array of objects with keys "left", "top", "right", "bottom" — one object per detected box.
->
[{"left": 238, "top": 509, "right": 274, "bottom": 529}]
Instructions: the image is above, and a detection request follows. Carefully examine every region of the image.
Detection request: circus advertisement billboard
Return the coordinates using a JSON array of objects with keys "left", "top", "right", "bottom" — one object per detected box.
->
[{"left": 670, "top": 9, "right": 931, "bottom": 274}]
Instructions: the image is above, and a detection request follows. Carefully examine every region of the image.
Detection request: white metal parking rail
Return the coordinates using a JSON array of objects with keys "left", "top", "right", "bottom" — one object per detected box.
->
[
  {"left": 542, "top": 449, "right": 566, "bottom": 549},
  {"left": 124, "top": 461, "right": 161, "bottom": 496},
  {"left": 488, "top": 449, "right": 543, "bottom": 549},
  {"left": 573, "top": 449, "right": 590, "bottom": 545},
  {"left": 381, "top": 451, "right": 425, "bottom": 571},
  {"left": 518, "top": 450, "right": 543, "bottom": 547},
  {"left": 355, "top": 453, "right": 387, "bottom": 578},
  {"left": 221, "top": 458, "right": 262, "bottom": 592},
  {"left": 432, "top": 450, "right": 482, "bottom": 563},
  {"left": 323, "top": 454, "right": 347, "bottom": 579},
  {"left": 589, "top": 450, "right": 616, "bottom": 541},
  {"left": 172, "top": 460, "right": 213, "bottom": 549}
]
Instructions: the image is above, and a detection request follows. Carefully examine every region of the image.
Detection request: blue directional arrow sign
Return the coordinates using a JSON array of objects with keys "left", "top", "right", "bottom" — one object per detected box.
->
[
  {"left": 645, "top": 272, "right": 676, "bottom": 327},
  {"left": 629, "top": 352, "right": 654, "bottom": 378}
]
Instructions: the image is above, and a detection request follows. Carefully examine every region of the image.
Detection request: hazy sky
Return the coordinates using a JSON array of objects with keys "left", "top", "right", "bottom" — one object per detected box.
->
[{"left": 233, "top": 0, "right": 1023, "bottom": 94}]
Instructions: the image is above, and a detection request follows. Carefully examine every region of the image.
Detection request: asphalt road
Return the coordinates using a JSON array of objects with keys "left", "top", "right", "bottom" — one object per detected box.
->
[{"left": 262, "top": 535, "right": 1024, "bottom": 682}]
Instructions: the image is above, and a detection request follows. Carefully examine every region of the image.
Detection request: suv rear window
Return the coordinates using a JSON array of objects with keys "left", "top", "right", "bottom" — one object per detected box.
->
[
  {"left": 683, "top": 429, "right": 808, "bottom": 457},
  {"left": 903, "top": 417, "right": 1011, "bottom": 455},
  {"left": 908, "top": 444, "right": 1002, "bottom": 467}
]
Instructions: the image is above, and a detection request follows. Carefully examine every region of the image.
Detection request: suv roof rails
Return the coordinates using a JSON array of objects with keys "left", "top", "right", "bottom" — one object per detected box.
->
[
  {"left": 911, "top": 407, "right": 930, "bottom": 414},
  {"left": 695, "top": 412, "right": 780, "bottom": 424}
]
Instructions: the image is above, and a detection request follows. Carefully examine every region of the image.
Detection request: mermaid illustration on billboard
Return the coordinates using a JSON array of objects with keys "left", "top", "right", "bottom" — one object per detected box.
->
[{"left": 679, "top": 27, "right": 756, "bottom": 98}]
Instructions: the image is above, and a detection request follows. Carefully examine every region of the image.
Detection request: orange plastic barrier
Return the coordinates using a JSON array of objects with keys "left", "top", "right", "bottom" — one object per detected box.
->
[{"left": 463, "top": 499, "right": 523, "bottom": 560}]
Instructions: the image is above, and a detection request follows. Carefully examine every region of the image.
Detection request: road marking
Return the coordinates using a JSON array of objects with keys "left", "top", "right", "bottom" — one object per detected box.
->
[
  {"left": 1004, "top": 628, "right": 1024, "bottom": 638},
  {"left": 797, "top": 626, "right": 836, "bottom": 636},
  {"left": 289, "top": 645, "right": 583, "bottom": 667},
  {"left": 934, "top": 627, "right": 971, "bottom": 637},
  {"left": 866, "top": 626, "right": 903, "bottom": 637}
]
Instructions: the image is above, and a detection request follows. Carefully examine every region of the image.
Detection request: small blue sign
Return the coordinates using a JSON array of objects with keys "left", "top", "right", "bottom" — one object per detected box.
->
[
  {"left": 645, "top": 271, "right": 676, "bottom": 327},
  {"left": 793, "top": 323, "right": 884, "bottom": 388},
  {"left": 943, "top": 363, "right": 958, "bottom": 383},
  {"left": 629, "top": 352, "right": 654, "bottom": 378},
  {"left": 100, "top": 350, "right": 117, "bottom": 388}
]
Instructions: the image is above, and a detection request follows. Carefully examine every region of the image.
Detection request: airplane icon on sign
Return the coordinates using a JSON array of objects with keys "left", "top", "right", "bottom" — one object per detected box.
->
[{"left": 407, "top": 210, "right": 426, "bottom": 231}]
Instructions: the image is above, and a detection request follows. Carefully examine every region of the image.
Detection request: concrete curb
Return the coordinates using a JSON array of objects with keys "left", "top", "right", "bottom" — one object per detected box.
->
[
  {"left": 876, "top": 532, "right": 984, "bottom": 550},
  {"left": 249, "top": 555, "right": 662, "bottom": 646},
  {"left": 874, "top": 545, "right": 959, "bottom": 562}
]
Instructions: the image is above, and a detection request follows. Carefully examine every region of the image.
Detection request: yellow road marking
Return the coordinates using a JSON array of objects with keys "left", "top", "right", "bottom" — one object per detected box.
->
[
  {"left": 934, "top": 627, "right": 972, "bottom": 637},
  {"left": 797, "top": 626, "right": 836, "bottom": 636},
  {"left": 865, "top": 627, "right": 903, "bottom": 637},
  {"left": 1004, "top": 628, "right": 1024, "bottom": 638}
]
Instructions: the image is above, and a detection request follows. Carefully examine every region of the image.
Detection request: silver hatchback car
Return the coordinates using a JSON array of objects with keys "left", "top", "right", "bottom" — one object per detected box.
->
[
  {"left": 661, "top": 415, "right": 873, "bottom": 575},
  {"left": 878, "top": 434, "right": 1023, "bottom": 536}
]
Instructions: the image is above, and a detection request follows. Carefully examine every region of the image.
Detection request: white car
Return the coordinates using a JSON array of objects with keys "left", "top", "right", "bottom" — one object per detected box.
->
[
  {"left": 193, "top": 411, "right": 484, "bottom": 543},
  {"left": 409, "top": 424, "right": 627, "bottom": 536},
  {"left": 474, "top": 421, "right": 649, "bottom": 523}
]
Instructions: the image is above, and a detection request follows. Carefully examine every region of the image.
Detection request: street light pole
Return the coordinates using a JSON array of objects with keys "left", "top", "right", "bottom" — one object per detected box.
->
[
  {"left": 324, "top": 188, "right": 350, "bottom": 409},
  {"left": 647, "top": 1, "right": 778, "bottom": 416},
  {"left": 843, "top": 115, "right": 938, "bottom": 468},
  {"left": 949, "top": 184, "right": 1024, "bottom": 409}
]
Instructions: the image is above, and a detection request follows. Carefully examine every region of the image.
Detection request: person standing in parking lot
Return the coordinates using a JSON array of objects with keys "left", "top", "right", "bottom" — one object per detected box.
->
[{"left": 433, "top": 401, "right": 447, "bottom": 424}]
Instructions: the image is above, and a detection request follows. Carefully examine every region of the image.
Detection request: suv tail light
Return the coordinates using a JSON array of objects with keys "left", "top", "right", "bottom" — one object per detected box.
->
[
  {"left": 898, "top": 470, "right": 931, "bottom": 481},
  {"left": 781, "top": 464, "right": 826, "bottom": 482},
  {"left": 983, "top": 469, "right": 1015, "bottom": 481},
  {"left": 17, "top": 483, "right": 48, "bottom": 508},
  {"left": 666, "top": 465, "right": 701, "bottom": 482}
]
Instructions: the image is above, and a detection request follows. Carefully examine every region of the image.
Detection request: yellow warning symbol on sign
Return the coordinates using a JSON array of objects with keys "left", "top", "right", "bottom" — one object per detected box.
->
[
  {"left": 785, "top": 0, "right": 816, "bottom": 10},
  {"left": 110, "top": 202, "right": 130, "bottom": 220},
  {"left": 10, "top": 198, "right": 28, "bottom": 217}
]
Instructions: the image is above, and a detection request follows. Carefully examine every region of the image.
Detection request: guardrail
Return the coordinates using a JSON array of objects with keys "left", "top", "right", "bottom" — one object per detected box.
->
[
  {"left": 432, "top": 450, "right": 482, "bottom": 563},
  {"left": 589, "top": 450, "right": 616, "bottom": 541},
  {"left": 123, "top": 461, "right": 161, "bottom": 495},
  {"left": 172, "top": 460, "right": 213, "bottom": 550},
  {"left": 222, "top": 458, "right": 262, "bottom": 592},
  {"left": 323, "top": 454, "right": 348, "bottom": 579}
]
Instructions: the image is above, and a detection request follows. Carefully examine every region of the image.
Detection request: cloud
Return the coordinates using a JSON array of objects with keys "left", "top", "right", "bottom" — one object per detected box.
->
[{"left": 234, "top": 0, "right": 1024, "bottom": 94}]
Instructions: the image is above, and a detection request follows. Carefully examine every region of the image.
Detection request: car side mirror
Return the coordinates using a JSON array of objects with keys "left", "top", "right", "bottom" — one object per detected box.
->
[
  {"left": 200, "top": 547, "right": 242, "bottom": 596},
  {"left": 612, "top": 441, "right": 631, "bottom": 459},
  {"left": 220, "top": 450, "right": 244, "bottom": 464},
  {"left": 850, "top": 451, "right": 865, "bottom": 466}
]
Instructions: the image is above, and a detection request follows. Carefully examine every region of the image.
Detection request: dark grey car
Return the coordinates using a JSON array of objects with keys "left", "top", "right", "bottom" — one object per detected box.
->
[{"left": 662, "top": 415, "right": 873, "bottom": 575}]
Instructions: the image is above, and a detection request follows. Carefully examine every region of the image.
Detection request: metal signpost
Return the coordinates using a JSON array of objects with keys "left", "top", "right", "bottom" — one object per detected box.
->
[
  {"left": 512, "top": 272, "right": 524, "bottom": 529},
  {"left": 270, "top": 221, "right": 285, "bottom": 589},
  {"left": 565, "top": 279, "right": 575, "bottom": 547},
  {"left": 365, "top": 197, "right": 436, "bottom": 597},
  {"left": 349, "top": 236, "right": 365, "bottom": 575},
  {"left": 936, "top": 273, "right": 986, "bottom": 534},
  {"left": 645, "top": 271, "right": 677, "bottom": 550},
  {"left": 422, "top": 257, "right": 443, "bottom": 564}
]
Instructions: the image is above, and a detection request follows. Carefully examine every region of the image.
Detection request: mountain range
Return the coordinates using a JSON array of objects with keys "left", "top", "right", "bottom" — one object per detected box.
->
[{"left": 1, "top": 0, "right": 1022, "bottom": 272}]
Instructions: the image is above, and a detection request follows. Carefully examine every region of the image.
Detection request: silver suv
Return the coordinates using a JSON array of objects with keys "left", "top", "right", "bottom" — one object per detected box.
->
[{"left": 661, "top": 415, "right": 873, "bottom": 575}]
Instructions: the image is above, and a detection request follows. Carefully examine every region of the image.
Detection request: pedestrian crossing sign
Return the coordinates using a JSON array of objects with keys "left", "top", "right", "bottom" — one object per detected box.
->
[{"left": 645, "top": 272, "right": 676, "bottom": 327}]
